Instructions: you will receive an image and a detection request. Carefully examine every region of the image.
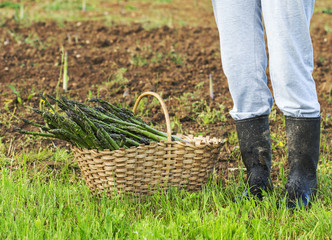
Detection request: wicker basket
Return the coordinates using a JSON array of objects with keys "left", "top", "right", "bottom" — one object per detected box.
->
[{"left": 72, "top": 92, "right": 223, "bottom": 196}]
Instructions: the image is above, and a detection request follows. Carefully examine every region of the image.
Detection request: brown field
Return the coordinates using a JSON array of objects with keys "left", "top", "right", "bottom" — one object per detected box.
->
[{"left": 0, "top": 0, "right": 331, "bottom": 181}]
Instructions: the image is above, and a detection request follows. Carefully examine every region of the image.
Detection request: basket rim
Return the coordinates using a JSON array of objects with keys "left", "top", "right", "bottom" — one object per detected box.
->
[{"left": 71, "top": 134, "right": 225, "bottom": 153}]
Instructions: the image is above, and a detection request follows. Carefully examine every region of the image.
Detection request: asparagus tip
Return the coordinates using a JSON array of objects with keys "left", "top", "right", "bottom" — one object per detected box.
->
[
  {"left": 14, "top": 127, "right": 23, "bottom": 133},
  {"left": 21, "top": 118, "right": 29, "bottom": 124},
  {"left": 32, "top": 108, "right": 44, "bottom": 114}
]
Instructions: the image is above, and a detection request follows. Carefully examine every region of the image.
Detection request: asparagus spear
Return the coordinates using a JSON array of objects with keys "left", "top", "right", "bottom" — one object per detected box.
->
[{"left": 18, "top": 95, "right": 186, "bottom": 151}]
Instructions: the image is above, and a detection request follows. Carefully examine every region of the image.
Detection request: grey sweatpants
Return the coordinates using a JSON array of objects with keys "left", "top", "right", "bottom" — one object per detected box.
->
[{"left": 212, "top": 0, "right": 320, "bottom": 120}]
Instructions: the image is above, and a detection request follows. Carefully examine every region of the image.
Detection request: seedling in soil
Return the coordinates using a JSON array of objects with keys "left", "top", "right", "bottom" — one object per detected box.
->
[
  {"left": 197, "top": 104, "right": 221, "bottom": 125},
  {"left": 135, "top": 97, "right": 160, "bottom": 117},
  {"left": 131, "top": 54, "right": 147, "bottom": 67},
  {"left": 8, "top": 85, "right": 22, "bottom": 105},
  {"left": 173, "top": 92, "right": 200, "bottom": 115},
  {"left": 169, "top": 52, "right": 184, "bottom": 65},
  {"left": 9, "top": 1, "right": 26, "bottom": 22},
  {"left": 322, "top": 8, "right": 332, "bottom": 14},
  {"left": 124, "top": 5, "right": 137, "bottom": 11},
  {"left": 43, "top": 1, "right": 76, "bottom": 11},
  {"left": 88, "top": 90, "right": 93, "bottom": 99},
  {"left": 195, "top": 81, "right": 204, "bottom": 90},
  {"left": 99, "top": 68, "right": 129, "bottom": 96},
  {"left": 25, "top": 33, "right": 45, "bottom": 49},
  {"left": 225, "top": 141, "right": 242, "bottom": 162},
  {"left": 82, "top": 0, "right": 86, "bottom": 12},
  {"left": 0, "top": 103, "right": 18, "bottom": 130},
  {"left": 27, "top": 92, "right": 36, "bottom": 101},
  {"left": 2, "top": 99, "right": 12, "bottom": 113},
  {"left": 55, "top": 47, "right": 70, "bottom": 99},
  {"left": 63, "top": 51, "right": 69, "bottom": 92},
  {"left": 152, "top": 52, "right": 164, "bottom": 63},
  {"left": 194, "top": 131, "right": 206, "bottom": 137},
  {"left": 178, "top": 20, "right": 186, "bottom": 26},
  {"left": 170, "top": 116, "right": 183, "bottom": 134},
  {"left": 7, "top": 30, "right": 23, "bottom": 45},
  {"left": 7, "top": 30, "right": 44, "bottom": 49},
  {"left": 322, "top": 92, "right": 331, "bottom": 104},
  {"left": 19, "top": 2, "right": 24, "bottom": 21},
  {"left": 0, "top": 138, "right": 7, "bottom": 159},
  {"left": 78, "top": 0, "right": 93, "bottom": 11},
  {"left": 209, "top": 73, "right": 214, "bottom": 100},
  {"left": 112, "top": 68, "right": 129, "bottom": 86}
]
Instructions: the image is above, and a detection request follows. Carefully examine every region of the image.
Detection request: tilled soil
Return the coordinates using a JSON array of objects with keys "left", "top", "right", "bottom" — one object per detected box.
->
[{"left": 0, "top": 14, "right": 331, "bottom": 181}]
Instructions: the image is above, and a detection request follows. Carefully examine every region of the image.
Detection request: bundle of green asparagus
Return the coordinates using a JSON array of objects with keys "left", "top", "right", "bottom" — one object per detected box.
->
[{"left": 17, "top": 94, "right": 184, "bottom": 150}]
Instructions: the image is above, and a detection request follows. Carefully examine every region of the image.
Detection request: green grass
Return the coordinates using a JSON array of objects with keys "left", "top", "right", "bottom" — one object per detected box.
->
[
  {"left": 0, "top": 2, "right": 20, "bottom": 10},
  {"left": 0, "top": 0, "right": 329, "bottom": 29},
  {"left": 0, "top": 145, "right": 331, "bottom": 239},
  {"left": 0, "top": 0, "right": 188, "bottom": 28},
  {"left": 0, "top": 0, "right": 331, "bottom": 238}
]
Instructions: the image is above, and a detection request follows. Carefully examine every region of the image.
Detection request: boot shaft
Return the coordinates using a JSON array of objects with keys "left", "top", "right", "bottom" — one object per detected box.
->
[
  {"left": 235, "top": 115, "right": 272, "bottom": 171},
  {"left": 285, "top": 116, "right": 321, "bottom": 206},
  {"left": 285, "top": 116, "right": 321, "bottom": 175}
]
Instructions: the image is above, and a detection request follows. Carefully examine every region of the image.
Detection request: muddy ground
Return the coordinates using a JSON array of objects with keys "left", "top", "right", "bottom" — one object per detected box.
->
[{"left": 0, "top": 7, "right": 331, "bottom": 182}]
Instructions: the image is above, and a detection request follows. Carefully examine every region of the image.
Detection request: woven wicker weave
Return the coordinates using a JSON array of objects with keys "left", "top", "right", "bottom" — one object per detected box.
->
[{"left": 72, "top": 92, "right": 223, "bottom": 196}]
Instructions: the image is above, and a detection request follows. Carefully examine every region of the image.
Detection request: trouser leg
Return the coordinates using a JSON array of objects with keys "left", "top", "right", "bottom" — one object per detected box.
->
[
  {"left": 211, "top": 0, "right": 273, "bottom": 120},
  {"left": 261, "top": 0, "right": 320, "bottom": 118}
]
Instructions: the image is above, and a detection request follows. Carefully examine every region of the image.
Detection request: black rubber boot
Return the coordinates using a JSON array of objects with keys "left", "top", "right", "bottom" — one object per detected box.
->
[
  {"left": 235, "top": 115, "right": 273, "bottom": 199},
  {"left": 285, "top": 116, "right": 321, "bottom": 208}
]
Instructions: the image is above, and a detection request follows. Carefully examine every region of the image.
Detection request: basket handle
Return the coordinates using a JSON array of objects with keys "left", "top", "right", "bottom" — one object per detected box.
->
[{"left": 133, "top": 92, "right": 172, "bottom": 142}]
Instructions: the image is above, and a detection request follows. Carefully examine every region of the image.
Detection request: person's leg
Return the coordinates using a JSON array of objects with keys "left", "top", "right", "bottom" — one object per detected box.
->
[
  {"left": 262, "top": 0, "right": 320, "bottom": 208},
  {"left": 262, "top": 0, "right": 319, "bottom": 118},
  {"left": 212, "top": 0, "right": 273, "bottom": 120},
  {"left": 212, "top": 0, "right": 273, "bottom": 198}
]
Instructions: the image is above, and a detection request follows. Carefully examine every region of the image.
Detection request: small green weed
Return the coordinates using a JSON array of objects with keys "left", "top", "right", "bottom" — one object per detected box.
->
[
  {"left": 43, "top": 1, "right": 77, "bottom": 11},
  {"left": 99, "top": 67, "right": 129, "bottom": 95},
  {"left": 150, "top": 51, "right": 184, "bottom": 65},
  {"left": 135, "top": 96, "right": 161, "bottom": 117},
  {"left": 178, "top": 20, "right": 186, "bottom": 26},
  {"left": 0, "top": 2, "right": 20, "bottom": 9},
  {"left": 174, "top": 92, "right": 197, "bottom": 112},
  {"left": 131, "top": 54, "right": 147, "bottom": 67},
  {"left": 26, "top": 33, "right": 45, "bottom": 49},
  {"left": 169, "top": 52, "right": 184, "bottom": 65},
  {"left": 152, "top": 52, "right": 164, "bottom": 63},
  {"left": 195, "top": 81, "right": 205, "bottom": 90},
  {"left": 88, "top": 90, "right": 93, "bottom": 99},
  {"left": 322, "top": 8, "right": 332, "bottom": 14},
  {"left": 0, "top": 106, "right": 18, "bottom": 130},
  {"left": 8, "top": 85, "right": 22, "bottom": 105},
  {"left": 112, "top": 68, "right": 129, "bottom": 85},
  {"left": 197, "top": 104, "right": 226, "bottom": 126},
  {"left": 192, "top": 100, "right": 226, "bottom": 126},
  {"left": 124, "top": 5, "right": 137, "bottom": 11},
  {"left": 170, "top": 115, "right": 183, "bottom": 133}
]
